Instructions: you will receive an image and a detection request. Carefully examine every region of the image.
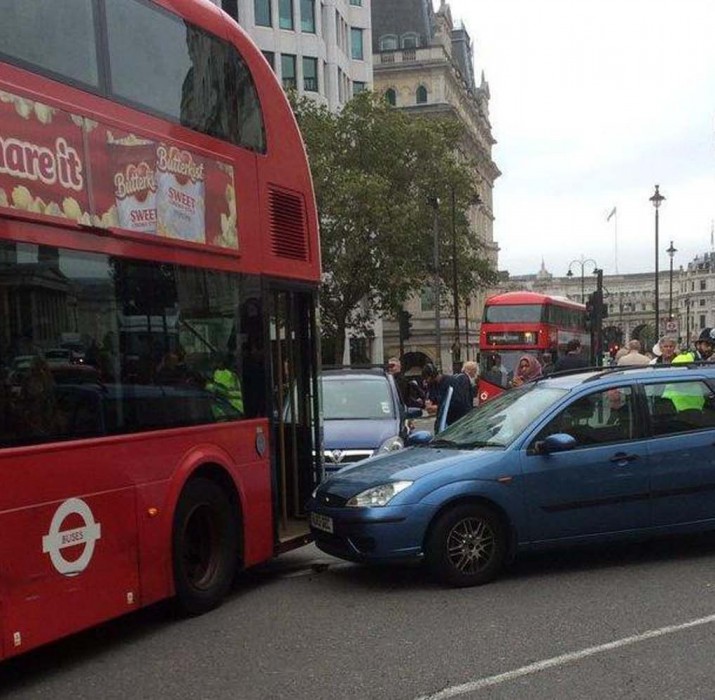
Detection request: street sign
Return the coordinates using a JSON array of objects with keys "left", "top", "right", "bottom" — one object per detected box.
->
[{"left": 665, "top": 320, "right": 677, "bottom": 333}]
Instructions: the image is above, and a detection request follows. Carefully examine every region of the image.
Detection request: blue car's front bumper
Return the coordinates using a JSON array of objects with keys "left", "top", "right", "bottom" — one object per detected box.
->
[{"left": 307, "top": 498, "right": 437, "bottom": 563}]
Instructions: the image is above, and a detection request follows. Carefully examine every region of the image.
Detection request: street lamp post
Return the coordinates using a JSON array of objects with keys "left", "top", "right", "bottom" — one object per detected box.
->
[
  {"left": 430, "top": 197, "right": 441, "bottom": 369},
  {"left": 566, "top": 256, "right": 598, "bottom": 303},
  {"left": 685, "top": 296, "right": 691, "bottom": 348},
  {"left": 666, "top": 240, "right": 677, "bottom": 321},
  {"left": 650, "top": 185, "right": 665, "bottom": 339}
]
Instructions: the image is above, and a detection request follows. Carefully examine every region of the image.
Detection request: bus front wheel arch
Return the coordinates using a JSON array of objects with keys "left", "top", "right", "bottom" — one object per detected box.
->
[{"left": 172, "top": 476, "right": 239, "bottom": 615}]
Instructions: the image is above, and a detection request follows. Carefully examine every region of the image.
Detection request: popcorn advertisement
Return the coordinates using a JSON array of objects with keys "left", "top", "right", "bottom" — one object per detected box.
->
[{"left": 0, "top": 88, "right": 238, "bottom": 251}]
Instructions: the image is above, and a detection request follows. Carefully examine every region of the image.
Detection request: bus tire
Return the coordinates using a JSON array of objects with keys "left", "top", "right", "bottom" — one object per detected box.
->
[{"left": 172, "top": 477, "right": 239, "bottom": 615}]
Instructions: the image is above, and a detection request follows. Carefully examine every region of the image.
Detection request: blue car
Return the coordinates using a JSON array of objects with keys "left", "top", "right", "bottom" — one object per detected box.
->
[
  {"left": 308, "top": 364, "right": 715, "bottom": 586},
  {"left": 321, "top": 369, "right": 422, "bottom": 474}
]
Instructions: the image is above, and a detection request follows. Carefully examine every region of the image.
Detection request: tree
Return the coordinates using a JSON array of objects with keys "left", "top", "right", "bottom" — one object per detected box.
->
[{"left": 291, "top": 91, "right": 496, "bottom": 364}]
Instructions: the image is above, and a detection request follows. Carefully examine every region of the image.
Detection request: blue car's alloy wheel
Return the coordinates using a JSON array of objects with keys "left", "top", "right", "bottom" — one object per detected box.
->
[{"left": 426, "top": 504, "right": 507, "bottom": 587}]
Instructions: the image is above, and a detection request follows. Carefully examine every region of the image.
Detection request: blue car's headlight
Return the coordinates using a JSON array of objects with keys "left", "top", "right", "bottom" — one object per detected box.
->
[
  {"left": 375, "top": 436, "right": 404, "bottom": 454},
  {"left": 346, "top": 481, "right": 413, "bottom": 508}
]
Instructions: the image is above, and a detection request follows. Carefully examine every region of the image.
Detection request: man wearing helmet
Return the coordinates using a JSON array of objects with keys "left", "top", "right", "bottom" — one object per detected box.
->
[{"left": 673, "top": 328, "right": 715, "bottom": 363}]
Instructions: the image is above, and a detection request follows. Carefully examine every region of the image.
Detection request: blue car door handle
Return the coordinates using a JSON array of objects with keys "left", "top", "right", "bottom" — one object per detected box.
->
[{"left": 610, "top": 452, "right": 638, "bottom": 464}]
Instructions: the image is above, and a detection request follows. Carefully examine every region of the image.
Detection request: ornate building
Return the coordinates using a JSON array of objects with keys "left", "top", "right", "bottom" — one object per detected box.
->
[
  {"left": 214, "top": 0, "right": 373, "bottom": 111},
  {"left": 371, "top": 0, "right": 500, "bottom": 371},
  {"left": 501, "top": 250, "right": 715, "bottom": 352}
]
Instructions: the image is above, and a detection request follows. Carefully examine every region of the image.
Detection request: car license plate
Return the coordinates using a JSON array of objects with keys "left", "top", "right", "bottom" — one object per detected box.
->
[{"left": 310, "top": 512, "right": 334, "bottom": 534}]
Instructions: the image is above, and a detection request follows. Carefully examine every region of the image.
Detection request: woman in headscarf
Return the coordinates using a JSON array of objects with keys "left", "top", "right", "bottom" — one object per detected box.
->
[{"left": 511, "top": 354, "right": 543, "bottom": 387}]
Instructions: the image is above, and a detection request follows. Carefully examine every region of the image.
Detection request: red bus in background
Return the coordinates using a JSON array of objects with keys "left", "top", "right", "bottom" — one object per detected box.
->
[
  {"left": 477, "top": 291, "right": 588, "bottom": 402},
  {"left": 0, "top": 0, "right": 321, "bottom": 658}
]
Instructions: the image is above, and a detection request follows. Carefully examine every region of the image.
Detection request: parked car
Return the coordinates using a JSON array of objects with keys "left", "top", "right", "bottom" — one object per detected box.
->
[
  {"left": 321, "top": 368, "right": 422, "bottom": 474},
  {"left": 308, "top": 364, "right": 715, "bottom": 586}
]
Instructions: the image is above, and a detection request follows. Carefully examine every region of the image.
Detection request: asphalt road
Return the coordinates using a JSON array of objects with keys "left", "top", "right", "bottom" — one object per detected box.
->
[{"left": 4, "top": 535, "right": 715, "bottom": 699}]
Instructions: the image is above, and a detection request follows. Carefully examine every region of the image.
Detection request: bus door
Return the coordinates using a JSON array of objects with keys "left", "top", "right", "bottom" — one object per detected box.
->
[{"left": 267, "top": 287, "right": 321, "bottom": 548}]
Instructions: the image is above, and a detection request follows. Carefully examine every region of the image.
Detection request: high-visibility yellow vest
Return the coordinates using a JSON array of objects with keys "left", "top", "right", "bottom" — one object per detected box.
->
[
  {"left": 663, "top": 353, "right": 705, "bottom": 411},
  {"left": 210, "top": 368, "right": 244, "bottom": 413}
]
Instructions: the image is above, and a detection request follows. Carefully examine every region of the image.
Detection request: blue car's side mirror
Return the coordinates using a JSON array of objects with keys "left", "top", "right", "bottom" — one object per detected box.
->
[
  {"left": 537, "top": 433, "right": 577, "bottom": 454},
  {"left": 406, "top": 430, "right": 432, "bottom": 446}
]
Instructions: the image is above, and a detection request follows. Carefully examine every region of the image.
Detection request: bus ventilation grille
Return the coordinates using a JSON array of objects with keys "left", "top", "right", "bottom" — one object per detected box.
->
[{"left": 269, "top": 188, "right": 308, "bottom": 261}]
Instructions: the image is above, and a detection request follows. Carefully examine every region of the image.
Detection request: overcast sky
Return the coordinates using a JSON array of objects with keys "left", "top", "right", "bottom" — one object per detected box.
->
[{"left": 446, "top": 0, "right": 715, "bottom": 277}]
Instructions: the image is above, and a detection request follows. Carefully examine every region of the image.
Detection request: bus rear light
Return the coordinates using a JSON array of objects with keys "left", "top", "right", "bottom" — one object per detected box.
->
[{"left": 147, "top": 508, "right": 159, "bottom": 518}]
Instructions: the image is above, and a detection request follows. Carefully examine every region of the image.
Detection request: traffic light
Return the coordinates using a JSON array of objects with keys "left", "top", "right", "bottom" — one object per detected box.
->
[
  {"left": 585, "top": 292, "right": 596, "bottom": 332},
  {"left": 398, "top": 310, "right": 412, "bottom": 341}
]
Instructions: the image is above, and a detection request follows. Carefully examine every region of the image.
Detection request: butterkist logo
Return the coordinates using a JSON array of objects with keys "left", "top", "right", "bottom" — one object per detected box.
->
[
  {"left": 156, "top": 145, "right": 204, "bottom": 183},
  {"left": 0, "top": 136, "right": 83, "bottom": 190},
  {"left": 114, "top": 162, "right": 156, "bottom": 200}
]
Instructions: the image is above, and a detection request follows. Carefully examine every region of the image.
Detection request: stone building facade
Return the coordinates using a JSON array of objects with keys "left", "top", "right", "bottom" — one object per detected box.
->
[
  {"left": 214, "top": 0, "right": 373, "bottom": 111},
  {"left": 501, "top": 251, "right": 715, "bottom": 352},
  {"left": 371, "top": 0, "right": 500, "bottom": 372}
]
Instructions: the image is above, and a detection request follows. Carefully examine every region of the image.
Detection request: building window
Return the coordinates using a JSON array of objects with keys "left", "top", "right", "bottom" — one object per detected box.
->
[
  {"left": 700, "top": 299, "right": 706, "bottom": 306},
  {"left": 401, "top": 33, "right": 419, "bottom": 49},
  {"left": 303, "top": 56, "right": 318, "bottom": 92},
  {"left": 350, "top": 27, "right": 364, "bottom": 60},
  {"left": 379, "top": 34, "right": 398, "bottom": 51},
  {"left": 262, "top": 51, "right": 275, "bottom": 70},
  {"left": 254, "top": 0, "right": 271, "bottom": 26},
  {"left": 221, "top": 0, "right": 238, "bottom": 20},
  {"left": 352, "top": 81, "right": 367, "bottom": 96},
  {"left": 385, "top": 88, "right": 396, "bottom": 106},
  {"left": 300, "top": 0, "right": 315, "bottom": 32},
  {"left": 420, "top": 287, "right": 435, "bottom": 312},
  {"left": 279, "top": 0, "right": 293, "bottom": 30},
  {"left": 700, "top": 279, "right": 707, "bottom": 290},
  {"left": 281, "top": 53, "right": 297, "bottom": 89},
  {"left": 350, "top": 0, "right": 362, "bottom": 5},
  {"left": 700, "top": 314, "right": 707, "bottom": 329},
  {"left": 416, "top": 85, "right": 428, "bottom": 104}
]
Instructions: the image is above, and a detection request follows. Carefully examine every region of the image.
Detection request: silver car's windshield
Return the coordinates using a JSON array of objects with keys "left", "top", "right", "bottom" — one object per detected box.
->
[{"left": 431, "top": 385, "right": 568, "bottom": 448}]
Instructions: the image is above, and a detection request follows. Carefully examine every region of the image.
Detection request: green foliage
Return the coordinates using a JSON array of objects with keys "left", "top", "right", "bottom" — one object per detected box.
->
[{"left": 291, "top": 91, "right": 496, "bottom": 363}]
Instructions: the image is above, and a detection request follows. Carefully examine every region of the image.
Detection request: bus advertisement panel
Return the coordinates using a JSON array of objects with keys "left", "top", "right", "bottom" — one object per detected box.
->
[
  {"left": 0, "top": 0, "right": 321, "bottom": 658},
  {"left": 477, "top": 291, "right": 588, "bottom": 403}
]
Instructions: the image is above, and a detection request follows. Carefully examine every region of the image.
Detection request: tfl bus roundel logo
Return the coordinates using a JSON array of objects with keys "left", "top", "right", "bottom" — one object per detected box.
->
[{"left": 42, "top": 498, "right": 102, "bottom": 576}]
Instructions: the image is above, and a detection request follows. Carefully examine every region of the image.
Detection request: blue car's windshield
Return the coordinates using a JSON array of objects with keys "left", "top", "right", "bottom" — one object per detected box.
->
[
  {"left": 432, "top": 385, "right": 568, "bottom": 448},
  {"left": 321, "top": 377, "right": 395, "bottom": 420}
]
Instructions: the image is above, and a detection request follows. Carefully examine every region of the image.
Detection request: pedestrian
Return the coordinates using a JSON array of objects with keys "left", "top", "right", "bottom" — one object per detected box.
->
[
  {"left": 460, "top": 360, "right": 478, "bottom": 405},
  {"left": 422, "top": 363, "right": 472, "bottom": 430},
  {"left": 617, "top": 339, "right": 650, "bottom": 366},
  {"left": 540, "top": 352, "right": 555, "bottom": 376},
  {"left": 553, "top": 339, "right": 588, "bottom": 372},
  {"left": 386, "top": 356, "right": 410, "bottom": 406},
  {"left": 650, "top": 337, "right": 678, "bottom": 365},
  {"left": 673, "top": 328, "right": 715, "bottom": 364},
  {"left": 511, "top": 354, "right": 543, "bottom": 387}
]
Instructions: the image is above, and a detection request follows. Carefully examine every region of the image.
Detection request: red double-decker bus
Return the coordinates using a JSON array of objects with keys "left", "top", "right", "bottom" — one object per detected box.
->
[
  {"left": 477, "top": 291, "right": 588, "bottom": 402},
  {"left": 0, "top": 0, "right": 321, "bottom": 657}
]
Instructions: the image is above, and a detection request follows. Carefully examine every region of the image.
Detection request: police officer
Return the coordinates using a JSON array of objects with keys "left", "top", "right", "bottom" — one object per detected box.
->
[{"left": 673, "top": 328, "right": 715, "bottom": 364}]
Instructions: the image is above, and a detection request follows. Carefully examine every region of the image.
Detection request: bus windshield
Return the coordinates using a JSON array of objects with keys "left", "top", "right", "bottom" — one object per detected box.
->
[{"left": 484, "top": 304, "right": 544, "bottom": 323}]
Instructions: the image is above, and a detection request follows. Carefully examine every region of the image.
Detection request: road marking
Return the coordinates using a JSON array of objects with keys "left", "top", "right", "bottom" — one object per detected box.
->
[{"left": 416, "top": 612, "right": 715, "bottom": 699}]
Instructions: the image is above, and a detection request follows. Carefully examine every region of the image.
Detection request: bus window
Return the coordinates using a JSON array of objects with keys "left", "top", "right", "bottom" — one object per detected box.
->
[
  {"left": 105, "top": 0, "right": 265, "bottom": 151},
  {"left": 0, "top": 0, "right": 99, "bottom": 88}
]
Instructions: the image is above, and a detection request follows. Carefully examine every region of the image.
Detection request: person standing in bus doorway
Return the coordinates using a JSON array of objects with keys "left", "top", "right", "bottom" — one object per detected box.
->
[{"left": 553, "top": 339, "right": 588, "bottom": 372}]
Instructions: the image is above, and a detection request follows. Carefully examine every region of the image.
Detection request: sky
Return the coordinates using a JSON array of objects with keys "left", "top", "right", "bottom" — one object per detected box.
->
[{"left": 446, "top": 0, "right": 715, "bottom": 277}]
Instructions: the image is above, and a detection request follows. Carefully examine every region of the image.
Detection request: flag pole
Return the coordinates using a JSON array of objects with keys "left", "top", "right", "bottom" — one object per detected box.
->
[{"left": 614, "top": 209, "right": 618, "bottom": 274}]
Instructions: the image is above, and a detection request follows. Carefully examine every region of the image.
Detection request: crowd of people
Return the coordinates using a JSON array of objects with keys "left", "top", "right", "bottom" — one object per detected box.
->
[{"left": 386, "top": 328, "right": 715, "bottom": 431}]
